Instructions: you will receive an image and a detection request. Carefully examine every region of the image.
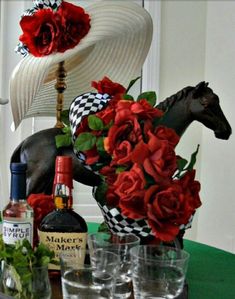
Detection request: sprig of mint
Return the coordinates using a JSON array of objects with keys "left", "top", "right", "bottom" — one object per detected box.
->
[{"left": 0, "top": 236, "right": 58, "bottom": 299}]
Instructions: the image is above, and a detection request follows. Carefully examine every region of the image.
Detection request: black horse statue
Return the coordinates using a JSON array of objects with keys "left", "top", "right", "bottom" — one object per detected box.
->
[{"left": 11, "top": 81, "right": 232, "bottom": 196}]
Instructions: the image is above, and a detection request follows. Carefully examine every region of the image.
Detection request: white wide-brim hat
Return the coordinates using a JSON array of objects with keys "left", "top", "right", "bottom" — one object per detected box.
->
[{"left": 10, "top": 1, "right": 153, "bottom": 130}]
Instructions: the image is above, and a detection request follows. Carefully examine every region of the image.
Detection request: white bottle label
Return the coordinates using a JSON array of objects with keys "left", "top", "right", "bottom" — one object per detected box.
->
[
  {"left": 38, "top": 231, "right": 87, "bottom": 270},
  {"left": 2, "top": 219, "right": 33, "bottom": 245}
]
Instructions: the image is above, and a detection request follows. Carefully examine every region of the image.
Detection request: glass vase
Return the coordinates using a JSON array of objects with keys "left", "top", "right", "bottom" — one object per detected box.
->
[{"left": 0, "top": 261, "right": 51, "bottom": 299}]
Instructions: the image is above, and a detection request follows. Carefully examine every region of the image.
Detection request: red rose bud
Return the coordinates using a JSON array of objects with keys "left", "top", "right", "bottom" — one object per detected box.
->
[{"left": 92, "top": 77, "right": 126, "bottom": 95}]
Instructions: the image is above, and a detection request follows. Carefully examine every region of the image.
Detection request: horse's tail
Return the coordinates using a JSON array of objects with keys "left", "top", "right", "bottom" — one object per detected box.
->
[{"left": 10, "top": 141, "right": 23, "bottom": 163}]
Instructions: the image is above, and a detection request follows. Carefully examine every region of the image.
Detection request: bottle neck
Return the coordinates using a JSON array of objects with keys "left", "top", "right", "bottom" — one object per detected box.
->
[
  {"left": 53, "top": 157, "right": 73, "bottom": 210},
  {"left": 10, "top": 172, "right": 26, "bottom": 201},
  {"left": 54, "top": 183, "right": 73, "bottom": 210}
]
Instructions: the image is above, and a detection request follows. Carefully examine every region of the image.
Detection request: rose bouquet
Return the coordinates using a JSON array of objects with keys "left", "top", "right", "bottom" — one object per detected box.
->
[{"left": 67, "top": 77, "right": 202, "bottom": 244}]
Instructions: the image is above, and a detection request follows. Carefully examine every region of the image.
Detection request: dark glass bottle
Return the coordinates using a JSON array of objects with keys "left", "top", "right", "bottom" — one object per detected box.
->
[
  {"left": 38, "top": 156, "right": 87, "bottom": 270},
  {"left": 2, "top": 163, "right": 34, "bottom": 245}
]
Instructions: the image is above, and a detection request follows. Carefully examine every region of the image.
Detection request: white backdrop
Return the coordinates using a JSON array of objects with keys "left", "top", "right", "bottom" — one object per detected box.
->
[{"left": 0, "top": 1, "right": 234, "bottom": 253}]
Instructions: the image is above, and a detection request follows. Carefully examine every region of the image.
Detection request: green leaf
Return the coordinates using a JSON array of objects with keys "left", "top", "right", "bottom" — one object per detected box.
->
[
  {"left": 74, "top": 132, "right": 96, "bottom": 151},
  {"left": 96, "top": 137, "right": 105, "bottom": 152},
  {"left": 61, "top": 110, "right": 70, "bottom": 126},
  {"left": 8, "top": 264, "right": 23, "bottom": 293},
  {"left": 174, "top": 157, "right": 188, "bottom": 178},
  {"left": 177, "top": 158, "right": 188, "bottom": 172},
  {"left": 186, "top": 144, "right": 200, "bottom": 171},
  {"left": 125, "top": 76, "right": 141, "bottom": 94},
  {"left": 88, "top": 115, "right": 104, "bottom": 130},
  {"left": 116, "top": 166, "right": 128, "bottom": 174},
  {"left": 55, "top": 127, "right": 72, "bottom": 149},
  {"left": 137, "top": 91, "right": 157, "bottom": 107},
  {"left": 104, "top": 120, "right": 114, "bottom": 130},
  {"left": 144, "top": 171, "right": 156, "bottom": 188},
  {"left": 62, "top": 126, "right": 71, "bottom": 134},
  {"left": 34, "top": 242, "right": 55, "bottom": 265},
  {"left": 55, "top": 133, "right": 72, "bottom": 148},
  {"left": 123, "top": 94, "right": 134, "bottom": 101},
  {"left": 174, "top": 145, "right": 200, "bottom": 178}
]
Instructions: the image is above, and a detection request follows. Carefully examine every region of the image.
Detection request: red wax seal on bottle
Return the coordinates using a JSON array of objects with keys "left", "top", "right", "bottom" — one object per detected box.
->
[{"left": 54, "top": 156, "right": 73, "bottom": 189}]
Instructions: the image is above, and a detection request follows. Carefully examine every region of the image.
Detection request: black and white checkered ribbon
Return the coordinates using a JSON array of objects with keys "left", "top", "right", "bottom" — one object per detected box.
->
[
  {"left": 33, "top": 0, "right": 62, "bottom": 10},
  {"left": 98, "top": 203, "right": 153, "bottom": 238},
  {"left": 15, "top": 0, "right": 62, "bottom": 56},
  {"left": 69, "top": 92, "right": 111, "bottom": 162},
  {"left": 97, "top": 203, "right": 193, "bottom": 239}
]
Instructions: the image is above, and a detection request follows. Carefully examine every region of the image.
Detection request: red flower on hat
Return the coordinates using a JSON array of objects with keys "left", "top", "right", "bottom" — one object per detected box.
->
[
  {"left": 19, "top": 9, "right": 61, "bottom": 57},
  {"left": 18, "top": 1, "right": 91, "bottom": 57},
  {"left": 57, "top": 1, "right": 91, "bottom": 52}
]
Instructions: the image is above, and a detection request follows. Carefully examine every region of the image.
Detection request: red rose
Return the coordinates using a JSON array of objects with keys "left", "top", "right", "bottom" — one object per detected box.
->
[
  {"left": 92, "top": 77, "right": 126, "bottom": 96},
  {"left": 144, "top": 184, "right": 193, "bottom": 242},
  {"left": 155, "top": 126, "right": 180, "bottom": 147},
  {"left": 57, "top": 1, "right": 90, "bottom": 52},
  {"left": 131, "top": 99, "right": 163, "bottom": 120},
  {"left": 131, "top": 131, "right": 177, "bottom": 185},
  {"left": 105, "top": 101, "right": 142, "bottom": 155},
  {"left": 114, "top": 164, "right": 147, "bottom": 219},
  {"left": 27, "top": 193, "right": 55, "bottom": 246},
  {"left": 84, "top": 147, "right": 99, "bottom": 165},
  {"left": 28, "top": 193, "right": 54, "bottom": 224},
  {"left": 96, "top": 105, "right": 116, "bottom": 126},
  {"left": 19, "top": 9, "right": 61, "bottom": 57},
  {"left": 100, "top": 166, "right": 117, "bottom": 185},
  {"left": 177, "top": 170, "right": 201, "bottom": 210},
  {"left": 119, "top": 190, "right": 146, "bottom": 219},
  {"left": 143, "top": 119, "right": 154, "bottom": 139},
  {"left": 105, "top": 116, "right": 142, "bottom": 156},
  {"left": 111, "top": 140, "right": 133, "bottom": 166},
  {"left": 106, "top": 185, "right": 120, "bottom": 207}
]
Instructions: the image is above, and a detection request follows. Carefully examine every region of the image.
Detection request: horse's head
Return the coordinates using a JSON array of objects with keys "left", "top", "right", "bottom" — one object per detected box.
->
[{"left": 190, "top": 82, "right": 232, "bottom": 140}]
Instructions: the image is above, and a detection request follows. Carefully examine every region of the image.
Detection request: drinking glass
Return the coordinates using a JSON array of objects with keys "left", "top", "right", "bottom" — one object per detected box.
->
[
  {"left": 130, "top": 245, "right": 190, "bottom": 299},
  {"left": 60, "top": 248, "right": 120, "bottom": 299},
  {"left": 0, "top": 261, "right": 51, "bottom": 299},
  {"left": 88, "top": 232, "right": 140, "bottom": 298}
]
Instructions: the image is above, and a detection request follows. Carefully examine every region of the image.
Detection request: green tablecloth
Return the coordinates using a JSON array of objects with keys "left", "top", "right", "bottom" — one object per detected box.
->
[
  {"left": 88, "top": 223, "right": 235, "bottom": 299},
  {"left": 184, "top": 239, "right": 235, "bottom": 299}
]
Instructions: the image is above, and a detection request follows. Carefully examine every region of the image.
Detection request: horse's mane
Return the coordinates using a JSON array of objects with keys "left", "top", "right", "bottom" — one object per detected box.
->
[{"left": 156, "top": 86, "right": 194, "bottom": 112}]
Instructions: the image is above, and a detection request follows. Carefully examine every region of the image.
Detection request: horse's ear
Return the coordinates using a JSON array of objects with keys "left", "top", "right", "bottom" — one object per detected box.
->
[{"left": 192, "top": 81, "right": 209, "bottom": 98}]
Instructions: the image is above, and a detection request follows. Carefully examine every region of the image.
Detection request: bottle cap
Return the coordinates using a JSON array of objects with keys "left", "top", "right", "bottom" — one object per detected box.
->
[
  {"left": 54, "top": 156, "right": 73, "bottom": 188},
  {"left": 10, "top": 163, "right": 27, "bottom": 173},
  {"left": 10, "top": 163, "right": 27, "bottom": 200},
  {"left": 55, "top": 156, "right": 72, "bottom": 173}
]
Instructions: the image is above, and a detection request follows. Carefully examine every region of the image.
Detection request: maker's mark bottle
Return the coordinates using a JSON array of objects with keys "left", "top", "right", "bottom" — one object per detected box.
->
[
  {"left": 38, "top": 156, "right": 87, "bottom": 270},
  {"left": 2, "top": 163, "right": 34, "bottom": 245}
]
